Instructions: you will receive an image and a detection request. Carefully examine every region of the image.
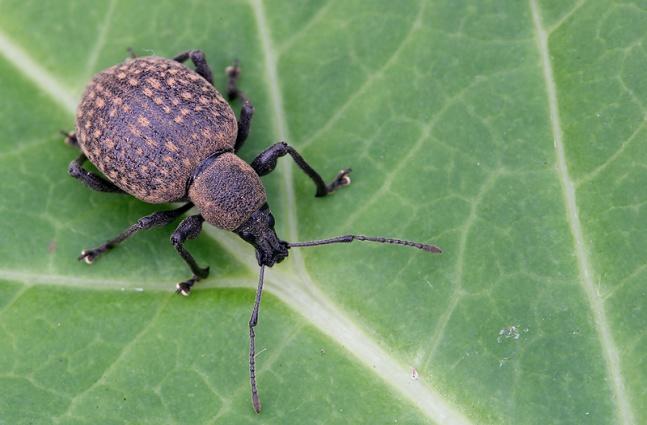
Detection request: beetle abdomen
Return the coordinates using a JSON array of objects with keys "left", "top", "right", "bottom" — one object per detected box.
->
[{"left": 75, "top": 56, "right": 238, "bottom": 203}]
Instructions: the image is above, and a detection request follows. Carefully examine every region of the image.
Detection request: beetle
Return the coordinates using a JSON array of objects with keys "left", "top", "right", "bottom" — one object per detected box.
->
[{"left": 63, "top": 50, "right": 442, "bottom": 413}]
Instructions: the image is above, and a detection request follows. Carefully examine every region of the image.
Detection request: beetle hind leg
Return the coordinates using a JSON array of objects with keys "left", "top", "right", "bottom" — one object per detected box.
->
[
  {"left": 61, "top": 130, "right": 79, "bottom": 148},
  {"left": 226, "top": 60, "right": 247, "bottom": 102},
  {"left": 173, "top": 50, "right": 214, "bottom": 84},
  {"left": 223, "top": 61, "right": 255, "bottom": 152},
  {"left": 235, "top": 100, "right": 254, "bottom": 152}
]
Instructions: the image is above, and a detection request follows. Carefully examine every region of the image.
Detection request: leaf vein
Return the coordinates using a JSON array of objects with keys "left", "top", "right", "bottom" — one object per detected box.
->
[
  {"left": 298, "top": 0, "right": 426, "bottom": 150},
  {"left": 276, "top": 0, "right": 336, "bottom": 55},
  {"left": 53, "top": 295, "right": 172, "bottom": 422},
  {"left": 423, "top": 169, "right": 502, "bottom": 368},
  {"left": 0, "top": 30, "right": 76, "bottom": 113},
  {"left": 530, "top": 1, "right": 635, "bottom": 423},
  {"left": 82, "top": 0, "right": 118, "bottom": 84},
  {"left": 576, "top": 115, "right": 647, "bottom": 187}
]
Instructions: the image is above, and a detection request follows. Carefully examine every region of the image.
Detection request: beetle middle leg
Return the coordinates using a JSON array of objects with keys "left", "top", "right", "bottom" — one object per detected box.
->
[
  {"left": 251, "top": 142, "right": 352, "bottom": 197},
  {"left": 171, "top": 214, "right": 210, "bottom": 296},
  {"left": 79, "top": 203, "right": 193, "bottom": 264}
]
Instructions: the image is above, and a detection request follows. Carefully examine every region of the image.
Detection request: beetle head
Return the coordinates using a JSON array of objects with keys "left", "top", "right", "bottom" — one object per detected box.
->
[{"left": 235, "top": 203, "right": 288, "bottom": 267}]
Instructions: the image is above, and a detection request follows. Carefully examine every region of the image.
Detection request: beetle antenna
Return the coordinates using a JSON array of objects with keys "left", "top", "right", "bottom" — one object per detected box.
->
[
  {"left": 288, "top": 235, "right": 442, "bottom": 253},
  {"left": 249, "top": 264, "right": 265, "bottom": 413}
]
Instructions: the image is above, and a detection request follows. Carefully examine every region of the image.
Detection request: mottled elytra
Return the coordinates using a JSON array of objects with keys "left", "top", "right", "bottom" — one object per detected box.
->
[{"left": 64, "top": 50, "right": 442, "bottom": 414}]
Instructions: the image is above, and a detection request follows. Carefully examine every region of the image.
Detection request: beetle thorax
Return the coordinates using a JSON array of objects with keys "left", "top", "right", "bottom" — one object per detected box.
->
[{"left": 188, "top": 153, "right": 267, "bottom": 230}]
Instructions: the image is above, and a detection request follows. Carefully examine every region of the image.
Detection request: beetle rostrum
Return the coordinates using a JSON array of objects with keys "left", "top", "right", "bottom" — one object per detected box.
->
[{"left": 63, "top": 49, "right": 442, "bottom": 414}]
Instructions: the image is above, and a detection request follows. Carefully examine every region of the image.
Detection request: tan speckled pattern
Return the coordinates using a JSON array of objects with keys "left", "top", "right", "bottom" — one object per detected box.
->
[
  {"left": 75, "top": 56, "right": 238, "bottom": 203},
  {"left": 189, "top": 153, "right": 266, "bottom": 230}
]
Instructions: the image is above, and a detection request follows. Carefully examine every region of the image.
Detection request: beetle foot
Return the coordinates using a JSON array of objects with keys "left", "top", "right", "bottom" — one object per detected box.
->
[
  {"left": 326, "top": 168, "right": 352, "bottom": 194},
  {"left": 226, "top": 60, "right": 244, "bottom": 101},
  {"left": 175, "top": 265, "right": 209, "bottom": 296},
  {"left": 175, "top": 278, "right": 197, "bottom": 296},
  {"left": 78, "top": 248, "right": 104, "bottom": 264},
  {"left": 225, "top": 60, "right": 240, "bottom": 80},
  {"left": 61, "top": 130, "right": 79, "bottom": 148}
]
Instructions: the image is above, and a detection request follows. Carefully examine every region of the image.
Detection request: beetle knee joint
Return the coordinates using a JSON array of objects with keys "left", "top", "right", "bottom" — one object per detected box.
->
[
  {"left": 138, "top": 217, "right": 153, "bottom": 228},
  {"left": 276, "top": 142, "right": 289, "bottom": 155},
  {"left": 191, "top": 50, "right": 205, "bottom": 61},
  {"left": 242, "top": 101, "right": 254, "bottom": 114},
  {"left": 170, "top": 233, "right": 182, "bottom": 247},
  {"left": 68, "top": 163, "right": 80, "bottom": 177}
]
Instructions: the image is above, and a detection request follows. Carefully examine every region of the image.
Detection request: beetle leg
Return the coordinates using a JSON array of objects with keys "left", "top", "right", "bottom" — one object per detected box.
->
[
  {"left": 78, "top": 203, "right": 194, "bottom": 264},
  {"left": 170, "top": 214, "right": 210, "bottom": 295},
  {"left": 226, "top": 60, "right": 248, "bottom": 102},
  {"left": 223, "top": 60, "right": 254, "bottom": 152},
  {"left": 235, "top": 100, "right": 254, "bottom": 152},
  {"left": 173, "top": 50, "right": 213, "bottom": 85},
  {"left": 250, "top": 142, "right": 352, "bottom": 197},
  {"left": 68, "top": 153, "right": 126, "bottom": 194},
  {"left": 60, "top": 130, "right": 79, "bottom": 148}
]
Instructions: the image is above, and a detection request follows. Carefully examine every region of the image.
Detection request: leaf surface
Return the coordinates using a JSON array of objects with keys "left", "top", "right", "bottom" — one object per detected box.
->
[{"left": 0, "top": 0, "right": 645, "bottom": 423}]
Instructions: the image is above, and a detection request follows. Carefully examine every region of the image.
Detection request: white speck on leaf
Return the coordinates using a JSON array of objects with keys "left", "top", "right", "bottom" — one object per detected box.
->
[
  {"left": 255, "top": 347, "right": 267, "bottom": 358},
  {"left": 497, "top": 325, "right": 525, "bottom": 343},
  {"left": 411, "top": 368, "right": 419, "bottom": 380}
]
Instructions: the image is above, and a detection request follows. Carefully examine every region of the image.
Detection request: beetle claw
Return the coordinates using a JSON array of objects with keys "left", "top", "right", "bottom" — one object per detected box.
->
[
  {"left": 325, "top": 168, "right": 352, "bottom": 194},
  {"left": 225, "top": 62, "right": 240, "bottom": 79},
  {"left": 337, "top": 168, "right": 352, "bottom": 186},
  {"left": 61, "top": 130, "right": 79, "bottom": 148},
  {"left": 175, "top": 281, "right": 193, "bottom": 296},
  {"left": 78, "top": 250, "right": 96, "bottom": 264}
]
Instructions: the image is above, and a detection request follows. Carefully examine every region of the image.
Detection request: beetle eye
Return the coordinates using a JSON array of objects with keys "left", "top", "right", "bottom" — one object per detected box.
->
[
  {"left": 239, "top": 231, "right": 253, "bottom": 242},
  {"left": 268, "top": 213, "right": 275, "bottom": 228}
]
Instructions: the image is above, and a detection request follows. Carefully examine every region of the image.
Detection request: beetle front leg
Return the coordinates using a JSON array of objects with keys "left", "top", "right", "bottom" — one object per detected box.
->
[
  {"left": 251, "top": 142, "right": 351, "bottom": 197},
  {"left": 171, "top": 214, "right": 210, "bottom": 296}
]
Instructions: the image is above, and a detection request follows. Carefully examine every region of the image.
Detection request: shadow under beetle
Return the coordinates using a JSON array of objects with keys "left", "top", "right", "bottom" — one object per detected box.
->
[{"left": 63, "top": 50, "right": 442, "bottom": 413}]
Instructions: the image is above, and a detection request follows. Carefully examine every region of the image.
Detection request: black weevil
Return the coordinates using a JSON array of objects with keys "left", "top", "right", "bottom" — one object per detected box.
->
[{"left": 63, "top": 50, "right": 442, "bottom": 413}]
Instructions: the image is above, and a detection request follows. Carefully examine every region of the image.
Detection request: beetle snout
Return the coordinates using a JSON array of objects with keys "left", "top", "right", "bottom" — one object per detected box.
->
[{"left": 255, "top": 237, "right": 288, "bottom": 267}]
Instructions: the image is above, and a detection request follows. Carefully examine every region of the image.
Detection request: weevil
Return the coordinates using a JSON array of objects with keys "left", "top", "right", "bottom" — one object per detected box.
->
[{"left": 63, "top": 50, "right": 442, "bottom": 413}]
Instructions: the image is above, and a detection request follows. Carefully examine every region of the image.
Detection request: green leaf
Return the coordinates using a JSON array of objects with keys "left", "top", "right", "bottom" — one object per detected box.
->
[{"left": 0, "top": 0, "right": 644, "bottom": 423}]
